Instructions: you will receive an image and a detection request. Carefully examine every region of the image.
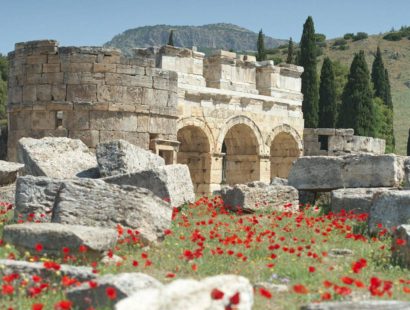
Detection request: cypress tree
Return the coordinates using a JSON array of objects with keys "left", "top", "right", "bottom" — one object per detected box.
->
[
  {"left": 167, "top": 30, "right": 174, "bottom": 46},
  {"left": 371, "top": 47, "right": 387, "bottom": 103},
  {"left": 407, "top": 129, "right": 410, "bottom": 156},
  {"left": 384, "top": 68, "right": 393, "bottom": 108},
  {"left": 300, "top": 16, "right": 319, "bottom": 128},
  {"left": 286, "top": 37, "right": 294, "bottom": 64},
  {"left": 338, "top": 51, "right": 376, "bottom": 137},
  {"left": 256, "top": 30, "right": 266, "bottom": 61},
  {"left": 318, "top": 57, "right": 337, "bottom": 128}
]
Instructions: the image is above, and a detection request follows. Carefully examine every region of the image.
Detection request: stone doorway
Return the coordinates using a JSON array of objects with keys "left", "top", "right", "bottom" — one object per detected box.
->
[
  {"left": 270, "top": 132, "right": 301, "bottom": 179},
  {"left": 177, "top": 126, "right": 211, "bottom": 194},
  {"left": 222, "top": 124, "right": 260, "bottom": 185}
]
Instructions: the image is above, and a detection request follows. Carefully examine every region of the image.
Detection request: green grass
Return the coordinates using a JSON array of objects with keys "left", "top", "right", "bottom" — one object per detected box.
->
[{"left": 1, "top": 198, "right": 410, "bottom": 309}]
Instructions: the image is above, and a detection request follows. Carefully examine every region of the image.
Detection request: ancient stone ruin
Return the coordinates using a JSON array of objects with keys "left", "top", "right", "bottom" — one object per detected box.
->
[{"left": 7, "top": 40, "right": 305, "bottom": 194}]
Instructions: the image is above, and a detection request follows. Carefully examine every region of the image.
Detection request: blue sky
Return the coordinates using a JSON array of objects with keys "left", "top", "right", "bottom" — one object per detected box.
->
[{"left": 1, "top": 0, "right": 409, "bottom": 54}]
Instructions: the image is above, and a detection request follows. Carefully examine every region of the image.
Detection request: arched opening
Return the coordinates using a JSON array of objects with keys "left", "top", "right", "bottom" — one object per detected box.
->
[
  {"left": 270, "top": 132, "right": 301, "bottom": 179},
  {"left": 177, "top": 126, "right": 211, "bottom": 194},
  {"left": 222, "top": 124, "right": 260, "bottom": 185}
]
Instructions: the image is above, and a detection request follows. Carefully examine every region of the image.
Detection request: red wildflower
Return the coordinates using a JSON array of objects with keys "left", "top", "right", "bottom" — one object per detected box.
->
[
  {"left": 308, "top": 266, "right": 316, "bottom": 273},
  {"left": 132, "top": 260, "right": 139, "bottom": 267},
  {"left": 293, "top": 284, "right": 309, "bottom": 294},
  {"left": 321, "top": 292, "right": 332, "bottom": 300},
  {"left": 79, "top": 245, "right": 88, "bottom": 253},
  {"left": 341, "top": 276, "right": 354, "bottom": 285},
  {"left": 191, "top": 264, "right": 198, "bottom": 271},
  {"left": 166, "top": 272, "right": 176, "bottom": 278},
  {"left": 396, "top": 239, "right": 407, "bottom": 246},
  {"left": 2, "top": 284, "right": 14, "bottom": 295},
  {"left": 210, "top": 288, "right": 224, "bottom": 300},
  {"left": 88, "top": 281, "right": 98, "bottom": 288},
  {"left": 141, "top": 252, "right": 148, "bottom": 259},
  {"left": 35, "top": 243, "right": 43, "bottom": 252},
  {"left": 54, "top": 300, "right": 72, "bottom": 310},
  {"left": 352, "top": 258, "right": 367, "bottom": 273},
  {"left": 32, "top": 304, "right": 44, "bottom": 310},
  {"left": 164, "top": 229, "right": 172, "bottom": 236},
  {"left": 259, "top": 287, "right": 272, "bottom": 299},
  {"left": 43, "top": 261, "right": 61, "bottom": 271},
  {"left": 106, "top": 287, "right": 117, "bottom": 300}
]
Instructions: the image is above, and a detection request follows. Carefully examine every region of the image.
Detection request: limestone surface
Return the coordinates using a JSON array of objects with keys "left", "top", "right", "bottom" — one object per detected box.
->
[
  {"left": 96, "top": 139, "right": 165, "bottom": 177},
  {"left": 221, "top": 181, "right": 299, "bottom": 213},
  {"left": 288, "top": 154, "right": 404, "bottom": 191},
  {"left": 3, "top": 223, "right": 117, "bottom": 256},
  {"left": 52, "top": 178, "right": 172, "bottom": 243},
  {"left": 14, "top": 175, "right": 62, "bottom": 222},
  {"left": 104, "top": 164, "right": 195, "bottom": 207},
  {"left": 17, "top": 137, "right": 98, "bottom": 179},
  {"left": 392, "top": 225, "right": 410, "bottom": 268},
  {"left": 331, "top": 188, "right": 391, "bottom": 214},
  {"left": 0, "top": 259, "right": 95, "bottom": 282},
  {"left": 67, "top": 273, "right": 163, "bottom": 310},
  {"left": 368, "top": 190, "right": 410, "bottom": 234},
  {"left": 0, "top": 160, "right": 24, "bottom": 186},
  {"left": 116, "top": 274, "right": 253, "bottom": 310}
]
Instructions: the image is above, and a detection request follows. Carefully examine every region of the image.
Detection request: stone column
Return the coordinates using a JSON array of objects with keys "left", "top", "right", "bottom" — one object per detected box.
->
[
  {"left": 209, "top": 153, "right": 224, "bottom": 193},
  {"left": 259, "top": 155, "right": 271, "bottom": 183}
]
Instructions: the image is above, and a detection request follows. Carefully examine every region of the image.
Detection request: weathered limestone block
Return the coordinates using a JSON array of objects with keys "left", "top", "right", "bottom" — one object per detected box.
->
[
  {"left": 96, "top": 140, "right": 164, "bottom": 177},
  {"left": 17, "top": 137, "right": 98, "bottom": 179},
  {"left": 52, "top": 178, "right": 172, "bottom": 244},
  {"left": 301, "top": 300, "right": 410, "bottom": 310},
  {"left": 392, "top": 225, "right": 410, "bottom": 268},
  {"left": 288, "top": 155, "right": 404, "bottom": 191},
  {"left": 270, "top": 177, "right": 288, "bottom": 186},
  {"left": 0, "top": 160, "right": 24, "bottom": 185},
  {"left": 0, "top": 259, "right": 95, "bottom": 282},
  {"left": 368, "top": 190, "right": 410, "bottom": 234},
  {"left": 116, "top": 275, "right": 253, "bottom": 310},
  {"left": 67, "top": 273, "right": 163, "bottom": 310},
  {"left": 331, "top": 188, "right": 391, "bottom": 214},
  {"left": 221, "top": 181, "right": 299, "bottom": 213},
  {"left": 14, "top": 175, "right": 62, "bottom": 222},
  {"left": 403, "top": 157, "right": 410, "bottom": 188},
  {"left": 3, "top": 223, "right": 117, "bottom": 257},
  {"left": 104, "top": 164, "right": 195, "bottom": 207},
  {"left": 0, "top": 183, "right": 16, "bottom": 204}
]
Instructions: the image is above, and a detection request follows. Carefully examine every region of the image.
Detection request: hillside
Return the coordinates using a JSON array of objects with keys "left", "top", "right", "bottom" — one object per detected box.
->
[{"left": 104, "top": 23, "right": 286, "bottom": 55}]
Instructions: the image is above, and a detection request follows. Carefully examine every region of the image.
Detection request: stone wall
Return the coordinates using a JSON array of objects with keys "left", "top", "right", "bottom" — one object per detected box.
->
[
  {"left": 303, "top": 128, "right": 386, "bottom": 156},
  {"left": 7, "top": 40, "right": 179, "bottom": 161}
]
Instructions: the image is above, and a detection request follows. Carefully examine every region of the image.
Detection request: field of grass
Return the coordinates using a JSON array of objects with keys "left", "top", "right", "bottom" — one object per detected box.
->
[{"left": 1, "top": 197, "right": 410, "bottom": 309}]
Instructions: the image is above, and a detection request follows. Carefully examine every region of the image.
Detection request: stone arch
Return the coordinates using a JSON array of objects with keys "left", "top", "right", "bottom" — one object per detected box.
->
[
  {"left": 217, "top": 115, "right": 265, "bottom": 155},
  {"left": 177, "top": 117, "right": 215, "bottom": 153},
  {"left": 218, "top": 116, "right": 263, "bottom": 185},
  {"left": 177, "top": 121, "right": 212, "bottom": 194},
  {"left": 267, "top": 124, "right": 303, "bottom": 179}
]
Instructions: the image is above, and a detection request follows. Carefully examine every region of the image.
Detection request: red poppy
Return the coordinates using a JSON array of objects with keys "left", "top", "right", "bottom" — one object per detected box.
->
[
  {"left": 32, "top": 304, "right": 44, "bottom": 310},
  {"left": 210, "top": 288, "right": 224, "bottom": 300},
  {"left": 106, "top": 287, "right": 117, "bottom": 300},
  {"left": 166, "top": 272, "right": 176, "bottom": 278},
  {"left": 35, "top": 243, "right": 43, "bottom": 252},
  {"left": 259, "top": 287, "right": 272, "bottom": 299},
  {"left": 293, "top": 284, "right": 309, "bottom": 294},
  {"left": 308, "top": 266, "right": 316, "bottom": 273},
  {"left": 396, "top": 239, "right": 407, "bottom": 246},
  {"left": 2, "top": 284, "right": 14, "bottom": 295},
  {"left": 54, "top": 300, "right": 72, "bottom": 310}
]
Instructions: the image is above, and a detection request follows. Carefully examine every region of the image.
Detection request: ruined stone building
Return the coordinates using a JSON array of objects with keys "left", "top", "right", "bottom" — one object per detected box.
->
[{"left": 7, "top": 40, "right": 306, "bottom": 194}]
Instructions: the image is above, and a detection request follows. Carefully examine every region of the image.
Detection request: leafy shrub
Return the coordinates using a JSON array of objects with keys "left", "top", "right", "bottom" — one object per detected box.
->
[
  {"left": 353, "top": 32, "right": 368, "bottom": 41},
  {"left": 338, "top": 45, "right": 350, "bottom": 51},
  {"left": 333, "top": 39, "right": 347, "bottom": 46},
  {"left": 383, "top": 32, "right": 402, "bottom": 41},
  {"left": 315, "top": 33, "right": 326, "bottom": 43},
  {"left": 344, "top": 33, "right": 354, "bottom": 40}
]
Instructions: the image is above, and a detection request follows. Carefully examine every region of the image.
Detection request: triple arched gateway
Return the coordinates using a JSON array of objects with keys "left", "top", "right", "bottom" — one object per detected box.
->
[{"left": 7, "top": 41, "right": 304, "bottom": 195}]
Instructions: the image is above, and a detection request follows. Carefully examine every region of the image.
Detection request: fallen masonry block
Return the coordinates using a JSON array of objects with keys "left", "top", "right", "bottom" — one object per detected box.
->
[
  {"left": 96, "top": 139, "right": 165, "bottom": 177},
  {"left": 14, "top": 175, "right": 62, "bottom": 222},
  {"left": 221, "top": 181, "right": 299, "bottom": 213},
  {"left": 0, "top": 160, "right": 24, "bottom": 186},
  {"left": 392, "top": 225, "right": 410, "bottom": 268},
  {"left": 368, "top": 190, "right": 410, "bottom": 234},
  {"left": 116, "top": 274, "right": 253, "bottom": 310},
  {"left": 3, "top": 223, "right": 117, "bottom": 257},
  {"left": 52, "top": 178, "right": 172, "bottom": 244},
  {"left": 301, "top": 300, "right": 410, "bottom": 310},
  {"left": 0, "top": 259, "right": 95, "bottom": 282},
  {"left": 67, "top": 273, "right": 163, "bottom": 310},
  {"left": 288, "top": 154, "right": 405, "bottom": 191},
  {"left": 17, "top": 137, "right": 98, "bottom": 179},
  {"left": 104, "top": 164, "right": 195, "bottom": 207},
  {"left": 331, "top": 188, "right": 391, "bottom": 214}
]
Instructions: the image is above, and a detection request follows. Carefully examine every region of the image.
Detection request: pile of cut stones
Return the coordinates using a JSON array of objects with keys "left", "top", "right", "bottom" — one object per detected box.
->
[{"left": 1, "top": 138, "right": 410, "bottom": 309}]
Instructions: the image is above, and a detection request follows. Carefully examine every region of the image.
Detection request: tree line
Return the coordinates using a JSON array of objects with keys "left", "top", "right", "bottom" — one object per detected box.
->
[{"left": 256, "top": 17, "right": 395, "bottom": 153}]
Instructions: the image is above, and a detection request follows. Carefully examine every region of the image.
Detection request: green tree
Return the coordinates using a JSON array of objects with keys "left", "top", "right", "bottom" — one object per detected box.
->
[
  {"left": 407, "top": 129, "right": 410, "bottom": 156},
  {"left": 300, "top": 16, "right": 319, "bottom": 128},
  {"left": 371, "top": 47, "right": 387, "bottom": 103},
  {"left": 384, "top": 69, "right": 393, "bottom": 108},
  {"left": 167, "top": 30, "right": 174, "bottom": 46},
  {"left": 286, "top": 37, "right": 294, "bottom": 64},
  {"left": 318, "top": 57, "right": 337, "bottom": 128},
  {"left": 338, "top": 51, "right": 376, "bottom": 137},
  {"left": 256, "top": 29, "right": 266, "bottom": 61},
  {"left": 0, "top": 54, "right": 8, "bottom": 121},
  {"left": 373, "top": 97, "right": 395, "bottom": 153}
]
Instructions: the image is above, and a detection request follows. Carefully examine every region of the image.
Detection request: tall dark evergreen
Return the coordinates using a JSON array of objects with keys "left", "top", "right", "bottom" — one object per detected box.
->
[
  {"left": 407, "top": 129, "right": 410, "bottom": 156},
  {"left": 286, "top": 37, "right": 294, "bottom": 64},
  {"left": 256, "top": 29, "right": 266, "bottom": 61},
  {"left": 167, "top": 30, "right": 174, "bottom": 46},
  {"left": 338, "top": 51, "right": 376, "bottom": 137},
  {"left": 384, "top": 68, "right": 393, "bottom": 107},
  {"left": 300, "top": 16, "right": 319, "bottom": 128},
  {"left": 318, "top": 57, "right": 337, "bottom": 128},
  {"left": 371, "top": 47, "right": 387, "bottom": 103}
]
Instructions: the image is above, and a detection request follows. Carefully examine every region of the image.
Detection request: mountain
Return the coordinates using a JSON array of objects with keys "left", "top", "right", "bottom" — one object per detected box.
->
[{"left": 104, "top": 23, "right": 287, "bottom": 55}]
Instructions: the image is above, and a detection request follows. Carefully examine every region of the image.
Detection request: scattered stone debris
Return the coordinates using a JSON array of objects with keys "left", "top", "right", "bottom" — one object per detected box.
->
[
  {"left": 0, "top": 160, "right": 24, "bottom": 186},
  {"left": 328, "top": 248, "right": 354, "bottom": 257}
]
